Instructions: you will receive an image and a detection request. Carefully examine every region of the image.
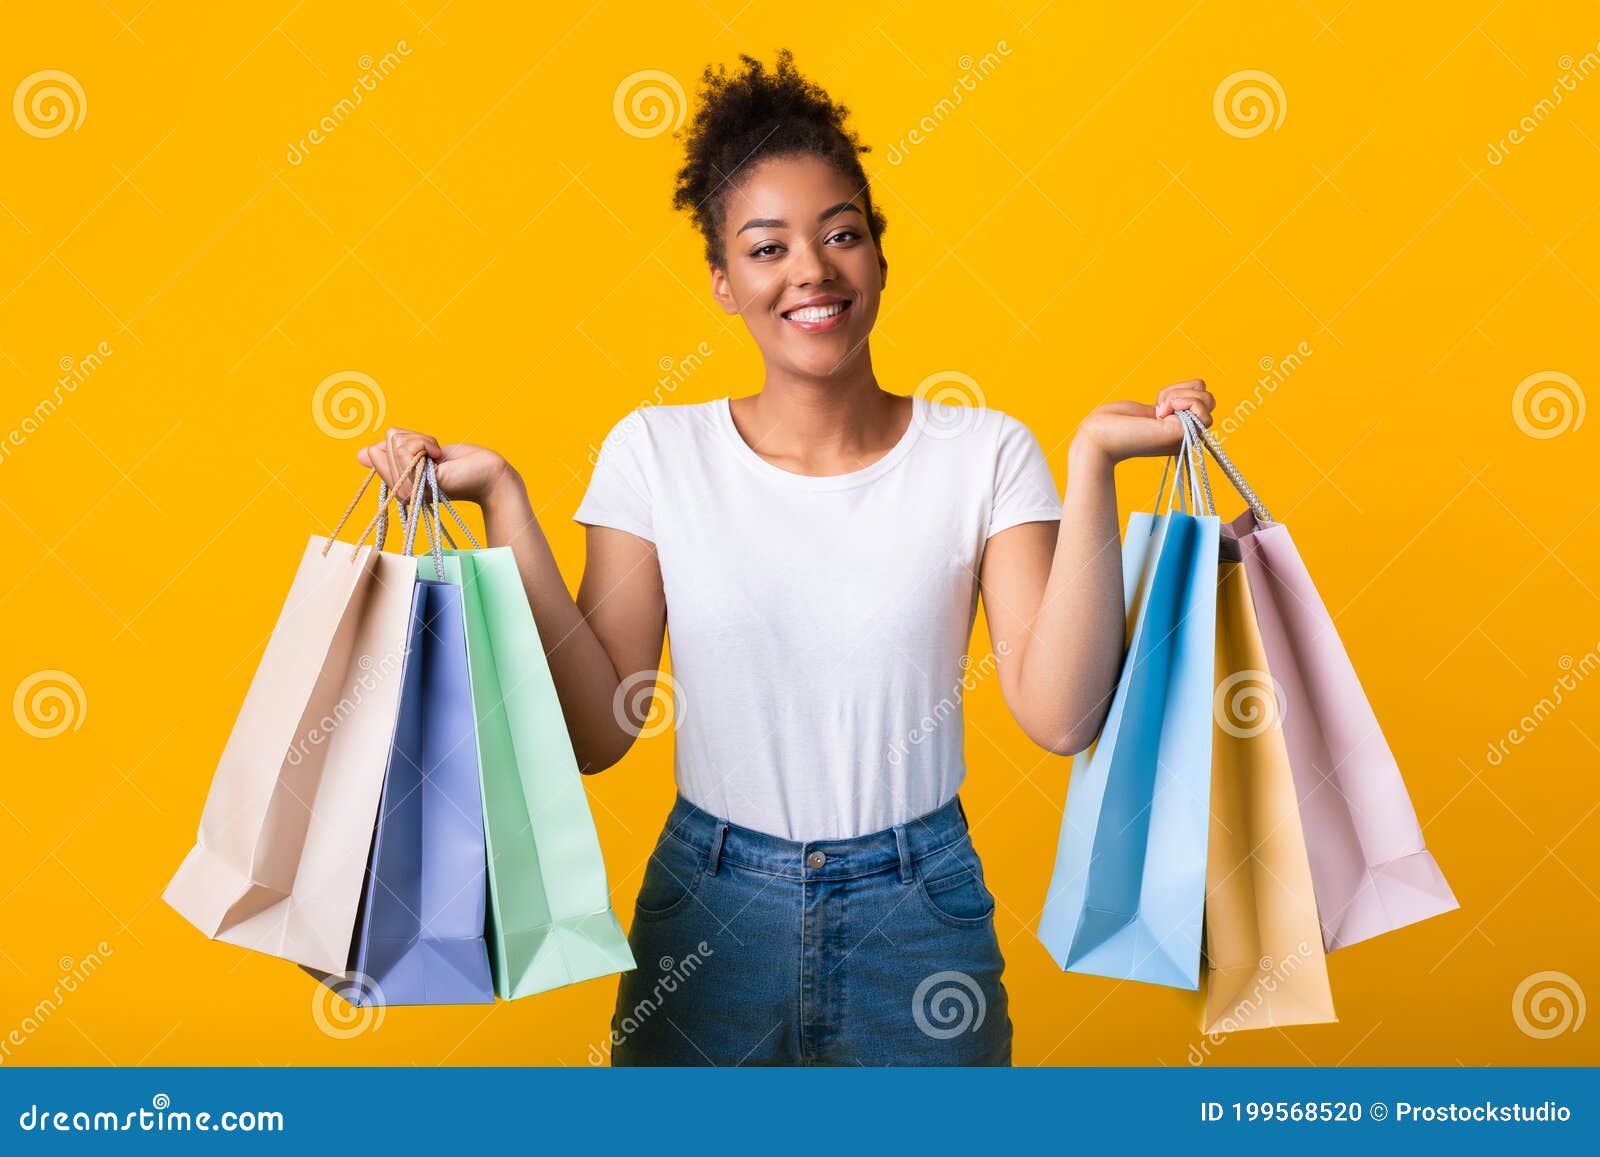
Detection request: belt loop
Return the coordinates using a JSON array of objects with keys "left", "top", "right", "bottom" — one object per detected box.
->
[
  {"left": 894, "top": 824, "right": 914, "bottom": 884},
  {"left": 707, "top": 821, "right": 728, "bottom": 876}
]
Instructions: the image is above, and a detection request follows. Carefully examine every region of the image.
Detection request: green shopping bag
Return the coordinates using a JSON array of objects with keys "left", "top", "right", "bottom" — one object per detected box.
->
[{"left": 401, "top": 462, "right": 636, "bottom": 997}]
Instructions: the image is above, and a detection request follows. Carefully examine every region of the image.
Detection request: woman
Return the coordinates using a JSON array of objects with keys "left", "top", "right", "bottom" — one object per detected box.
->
[{"left": 361, "top": 50, "right": 1215, "bottom": 1065}]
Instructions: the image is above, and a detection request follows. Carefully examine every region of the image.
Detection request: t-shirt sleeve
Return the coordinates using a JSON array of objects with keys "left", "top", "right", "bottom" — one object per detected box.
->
[
  {"left": 988, "top": 412, "right": 1062, "bottom": 538},
  {"left": 573, "top": 409, "right": 655, "bottom": 542}
]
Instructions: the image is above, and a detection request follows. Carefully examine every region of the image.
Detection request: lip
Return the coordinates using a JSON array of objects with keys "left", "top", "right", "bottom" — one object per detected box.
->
[{"left": 780, "top": 295, "right": 852, "bottom": 333}]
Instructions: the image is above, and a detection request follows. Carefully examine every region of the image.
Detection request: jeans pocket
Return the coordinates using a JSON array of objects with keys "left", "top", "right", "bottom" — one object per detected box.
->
[
  {"left": 633, "top": 835, "right": 705, "bottom": 921},
  {"left": 916, "top": 862, "right": 997, "bottom": 928}
]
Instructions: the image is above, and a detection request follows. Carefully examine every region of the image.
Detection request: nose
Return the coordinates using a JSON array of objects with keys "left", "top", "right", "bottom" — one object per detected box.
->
[{"left": 788, "top": 233, "right": 838, "bottom": 287}]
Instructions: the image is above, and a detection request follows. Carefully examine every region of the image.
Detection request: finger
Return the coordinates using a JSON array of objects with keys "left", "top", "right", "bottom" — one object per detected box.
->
[
  {"left": 385, "top": 430, "right": 435, "bottom": 501},
  {"left": 1155, "top": 380, "right": 1208, "bottom": 417},
  {"left": 1158, "top": 391, "right": 1214, "bottom": 420},
  {"left": 363, "top": 440, "right": 398, "bottom": 488}
]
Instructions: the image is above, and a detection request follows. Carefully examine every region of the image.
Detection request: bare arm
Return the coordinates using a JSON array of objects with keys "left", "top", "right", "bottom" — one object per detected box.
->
[
  {"left": 979, "top": 382, "right": 1216, "bottom": 756},
  {"left": 360, "top": 430, "right": 667, "bottom": 775},
  {"left": 480, "top": 473, "right": 667, "bottom": 774}
]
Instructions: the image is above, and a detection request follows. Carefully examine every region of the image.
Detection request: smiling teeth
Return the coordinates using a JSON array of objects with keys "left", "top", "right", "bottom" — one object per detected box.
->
[{"left": 786, "top": 302, "right": 845, "bottom": 322}]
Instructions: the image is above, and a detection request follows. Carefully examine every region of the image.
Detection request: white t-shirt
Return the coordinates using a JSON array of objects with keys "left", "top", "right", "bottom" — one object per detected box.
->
[{"left": 572, "top": 395, "right": 1062, "bottom": 840}]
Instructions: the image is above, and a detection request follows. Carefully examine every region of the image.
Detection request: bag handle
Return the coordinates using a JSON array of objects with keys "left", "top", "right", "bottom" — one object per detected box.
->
[
  {"left": 397, "top": 458, "right": 481, "bottom": 555},
  {"left": 398, "top": 457, "right": 484, "bottom": 580},
  {"left": 401, "top": 458, "right": 448, "bottom": 581},
  {"left": 1149, "top": 411, "right": 1209, "bottom": 516},
  {"left": 1177, "top": 409, "right": 1272, "bottom": 523},
  {"left": 320, "top": 451, "right": 428, "bottom": 560}
]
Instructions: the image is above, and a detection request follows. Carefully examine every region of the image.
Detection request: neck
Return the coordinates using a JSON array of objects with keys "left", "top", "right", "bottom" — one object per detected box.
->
[{"left": 736, "top": 352, "right": 907, "bottom": 472}]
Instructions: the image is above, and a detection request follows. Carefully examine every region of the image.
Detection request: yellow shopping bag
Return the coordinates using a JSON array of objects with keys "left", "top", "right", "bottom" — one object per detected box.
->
[{"left": 1201, "top": 557, "right": 1337, "bottom": 1033}]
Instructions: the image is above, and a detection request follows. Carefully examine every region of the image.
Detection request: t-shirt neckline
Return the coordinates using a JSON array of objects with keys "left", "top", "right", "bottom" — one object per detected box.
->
[{"left": 715, "top": 395, "right": 925, "bottom": 491}]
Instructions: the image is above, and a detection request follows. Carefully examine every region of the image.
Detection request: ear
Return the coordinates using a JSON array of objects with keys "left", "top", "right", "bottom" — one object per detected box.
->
[
  {"left": 709, "top": 263, "right": 739, "bottom": 315},
  {"left": 878, "top": 248, "right": 889, "bottom": 293}
]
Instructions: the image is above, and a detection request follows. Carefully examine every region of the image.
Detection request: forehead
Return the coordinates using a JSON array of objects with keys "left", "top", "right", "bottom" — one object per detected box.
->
[{"left": 725, "top": 155, "right": 867, "bottom": 226}]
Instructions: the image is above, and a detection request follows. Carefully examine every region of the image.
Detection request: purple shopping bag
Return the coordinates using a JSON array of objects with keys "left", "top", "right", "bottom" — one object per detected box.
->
[
  {"left": 1193, "top": 425, "right": 1458, "bottom": 952},
  {"left": 335, "top": 573, "right": 494, "bottom": 1006}
]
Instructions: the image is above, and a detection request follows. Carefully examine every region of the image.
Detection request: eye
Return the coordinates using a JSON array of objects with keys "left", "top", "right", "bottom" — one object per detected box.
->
[
  {"left": 749, "top": 242, "right": 784, "bottom": 259},
  {"left": 826, "top": 229, "right": 861, "bottom": 244}
]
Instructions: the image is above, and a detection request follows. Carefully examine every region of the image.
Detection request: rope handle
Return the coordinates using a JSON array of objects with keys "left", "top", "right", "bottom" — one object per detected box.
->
[
  {"left": 1178, "top": 408, "right": 1272, "bottom": 523},
  {"left": 1149, "top": 410, "right": 1209, "bottom": 516},
  {"left": 319, "top": 451, "right": 427, "bottom": 561}
]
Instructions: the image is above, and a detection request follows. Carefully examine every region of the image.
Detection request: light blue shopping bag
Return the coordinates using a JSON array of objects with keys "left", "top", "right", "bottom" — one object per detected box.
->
[{"left": 1037, "top": 413, "right": 1221, "bottom": 989}]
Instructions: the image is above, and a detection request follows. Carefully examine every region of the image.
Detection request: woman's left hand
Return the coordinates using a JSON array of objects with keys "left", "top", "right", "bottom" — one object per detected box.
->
[{"left": 1072, "top": 379, "right": 1215, "bottom": 464}]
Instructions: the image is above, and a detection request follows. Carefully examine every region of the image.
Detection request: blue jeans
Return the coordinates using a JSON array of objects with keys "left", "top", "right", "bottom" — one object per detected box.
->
[{"left": 606, "top": 792, "right": 1013, "bottom": 1066}]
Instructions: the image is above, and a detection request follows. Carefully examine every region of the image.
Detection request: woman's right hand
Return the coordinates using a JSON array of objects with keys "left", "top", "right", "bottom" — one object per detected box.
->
[{"left": 358, "top": 427, "right": 518, "bottom": 507}]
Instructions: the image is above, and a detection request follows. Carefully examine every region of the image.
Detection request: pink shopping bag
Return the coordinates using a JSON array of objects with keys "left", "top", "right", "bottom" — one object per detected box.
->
[{"left": 1195, "top": 423, "right": 1458, "bottom": 952}]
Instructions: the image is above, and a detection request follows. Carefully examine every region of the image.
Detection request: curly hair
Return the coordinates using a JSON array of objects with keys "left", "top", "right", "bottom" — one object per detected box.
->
[{"left": 671, "top": 48, "right": 889, "bottom": 269}]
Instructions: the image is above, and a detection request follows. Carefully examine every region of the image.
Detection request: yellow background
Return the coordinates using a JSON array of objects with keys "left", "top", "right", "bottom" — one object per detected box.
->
[{"left": 2, "top": 0, "right": 1596, "bottom": 1066}]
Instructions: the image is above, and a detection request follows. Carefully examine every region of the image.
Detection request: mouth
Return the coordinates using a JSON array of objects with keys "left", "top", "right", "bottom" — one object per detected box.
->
[{"left": 780, "top": 297, "right": 852, "bottom": 333}]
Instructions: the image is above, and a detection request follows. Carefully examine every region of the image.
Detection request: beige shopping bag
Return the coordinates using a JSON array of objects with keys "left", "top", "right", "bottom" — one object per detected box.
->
[
  {"left": 1201, "top": 557, "right": 1336, "bottom": 1033},
  {"left": 164, "top": 466, "right": 421, "bottom": 974}
]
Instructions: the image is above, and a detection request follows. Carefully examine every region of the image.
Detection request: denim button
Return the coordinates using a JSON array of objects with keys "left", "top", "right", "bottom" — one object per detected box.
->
[{"left": 806, "top": 850, "right": 827, "bottom": 869}]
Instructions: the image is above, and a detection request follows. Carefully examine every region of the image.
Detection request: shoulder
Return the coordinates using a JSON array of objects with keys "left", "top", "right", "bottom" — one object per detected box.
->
[{"left": 916, "top": 398, "right": 1043, "bottom": 455}]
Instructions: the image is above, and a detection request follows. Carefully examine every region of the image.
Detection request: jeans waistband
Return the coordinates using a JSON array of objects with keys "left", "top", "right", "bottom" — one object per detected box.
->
[{"left": 660, "top": 792, "right": 971, "bottom": 883}]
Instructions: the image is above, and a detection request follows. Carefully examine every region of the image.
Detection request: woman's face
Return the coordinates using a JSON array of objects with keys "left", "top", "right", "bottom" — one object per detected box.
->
[{"left": 709, "top": 153, "right": 887, "bottom": 380}]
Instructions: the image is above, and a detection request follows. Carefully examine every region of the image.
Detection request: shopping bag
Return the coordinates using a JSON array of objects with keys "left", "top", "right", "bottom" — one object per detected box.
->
[
  {"left": 404, "top": 460, "right": 635, "bottom": 997},
  {"left": 1201, "top": 552, "right": 1336, "bottom": 1032},
  {"left": 1038, "top": 417, "right": 1220, "bottom": 989},
  {"left": 335, "top": 552, "right": 494, "bottom": 1006},
  {"left": 1195, "top": 420, "right": 1458, "bottom": 951},
  {"left": 165, "top": 466, "right": 421, "bottom": 974}
]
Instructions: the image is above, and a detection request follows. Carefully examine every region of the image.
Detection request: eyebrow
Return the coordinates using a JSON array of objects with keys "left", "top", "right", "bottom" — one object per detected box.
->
[{"left": 735, "top": 201, "right": 865, "bottom": 236}]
